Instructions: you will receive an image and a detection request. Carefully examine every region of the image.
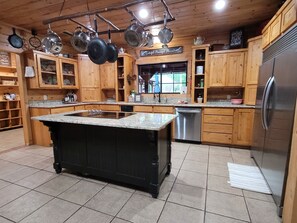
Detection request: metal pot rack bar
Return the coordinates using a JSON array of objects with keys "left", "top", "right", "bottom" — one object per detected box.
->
[{"left": 42, "top": 0, "right": 175, "bottom": 35}]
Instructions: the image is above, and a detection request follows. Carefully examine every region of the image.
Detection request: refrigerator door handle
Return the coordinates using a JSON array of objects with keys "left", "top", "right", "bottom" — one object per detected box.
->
[
  {"left": 263, "top": 76, "right": 275, "bottom": 130},
  {"left": 261, "top": 76, "right": 272, "bottom": 129}
]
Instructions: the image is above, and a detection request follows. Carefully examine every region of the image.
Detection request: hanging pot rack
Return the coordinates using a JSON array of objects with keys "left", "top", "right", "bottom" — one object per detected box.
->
[{"left": 42, "top": 0, "right": 175, "bottom": 36}]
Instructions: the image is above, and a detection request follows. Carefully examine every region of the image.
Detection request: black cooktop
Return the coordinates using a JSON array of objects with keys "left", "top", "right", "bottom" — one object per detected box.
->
[{"left": 66, "top": 110, "right": 135, "bottom": 119}]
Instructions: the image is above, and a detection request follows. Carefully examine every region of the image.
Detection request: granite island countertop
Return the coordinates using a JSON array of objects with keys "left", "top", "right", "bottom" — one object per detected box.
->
[
  {"left": 32, "top": 110, "right": 177, "bottom": 131},
  {"left": 29, "top": 101, "right": 255, "bottom": 109}
]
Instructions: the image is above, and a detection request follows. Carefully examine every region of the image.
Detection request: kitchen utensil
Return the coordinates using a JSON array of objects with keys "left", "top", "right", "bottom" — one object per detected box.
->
[
  {"left": 41, "top": 24, "right": 63, "bottom": 54},
  {"left": 158, "top": 13, "right": 173, "bottom": 45},
  {"left": 124, "top": 22, "right": 145, "bottom": 47},
  {"left": 70, "top": 26, "right": 90, "bottom": 53},
  {"left": 106, "top": 29, "right": 118, "bottom": 63},
  {"left": 145, "top": 32, "right": 154, "bottom": 48},
  {"left": 29, "top": 29, "right": 41, "bottom": 49},
  {"left": 194, "top": 36, "right": 205, "bottom": 45},
  {"left": 87, "top": 18, "right": 108, "bottom": 65},
  {"left": 3, "top": 93, "right": 11, "bottom": 100},
  {"left": 231, "top": 99, "right": 243, "bottom": 104},
  {"left": 8, "top": 28, "right": 23, "bottom": 49}
]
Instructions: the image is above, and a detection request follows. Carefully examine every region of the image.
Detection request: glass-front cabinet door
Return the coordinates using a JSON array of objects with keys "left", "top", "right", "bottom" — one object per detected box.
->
[
  {"left": 36, "top": 54, "right": 60, "bottom": 88},
  {"left": 60, "top": 59, "right": 78, "bottom": 89}
]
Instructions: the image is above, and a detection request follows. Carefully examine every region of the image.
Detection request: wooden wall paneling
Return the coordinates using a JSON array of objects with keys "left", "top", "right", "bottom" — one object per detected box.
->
[
  {"left": 27, "top": 89, "right": 68, "bottom": 101},
  {"left": 283, "top": 98, "right": 297, "bottom": 223},
  {"left": 16, "top": 53, "right": 32, "bottom": 145}
]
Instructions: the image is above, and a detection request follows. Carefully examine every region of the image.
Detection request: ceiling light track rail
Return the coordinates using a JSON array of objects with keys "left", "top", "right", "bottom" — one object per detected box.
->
[{"left": 42, "top": 0, "right": 174, "bottom": 33}]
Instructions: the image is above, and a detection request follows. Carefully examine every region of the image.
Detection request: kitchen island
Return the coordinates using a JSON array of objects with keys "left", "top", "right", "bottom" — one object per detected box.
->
[{"left": 33, "top": 110, "right": 176, "bottom": 198}]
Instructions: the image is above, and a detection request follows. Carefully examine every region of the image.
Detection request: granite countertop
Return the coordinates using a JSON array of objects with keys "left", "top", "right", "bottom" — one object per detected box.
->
[
  {"left": 32, "top": 110, "right": 177, "bottom": 131},
  {"left": 28, "top": 101, "right": 255, "bottom": 109}
]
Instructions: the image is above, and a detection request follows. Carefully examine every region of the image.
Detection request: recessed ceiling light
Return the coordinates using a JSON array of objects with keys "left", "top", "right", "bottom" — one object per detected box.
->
[
  {"left": 214, "top": 0, "right": 226, "bottom": 11},
  {"left": 139, "top": 9, "right": 148, "bottom": 18}
]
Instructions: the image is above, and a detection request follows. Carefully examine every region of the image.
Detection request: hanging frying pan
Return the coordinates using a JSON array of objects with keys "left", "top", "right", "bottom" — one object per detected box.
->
[
  {"left": 106, "top": 29, "right": 118, "bottom": 63},
  {"left": 87, "top": 18, "right": 107, "bottom": 65},
  {"left": 29, "top": 29, "right": 41, "bottom": 49},
  {"left": 8, "top": 28, "right": 23, "bottom": 49},
  {"left": 158, "top": 13, "right": 173, "bottom": 45}
]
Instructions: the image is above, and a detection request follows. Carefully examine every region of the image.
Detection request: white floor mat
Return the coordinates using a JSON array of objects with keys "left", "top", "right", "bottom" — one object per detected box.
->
[{"left": 228, "top": 163, "right": 271, "bottom": 194}]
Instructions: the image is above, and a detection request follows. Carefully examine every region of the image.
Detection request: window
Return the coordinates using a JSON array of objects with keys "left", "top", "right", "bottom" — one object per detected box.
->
[{"left": 138, "top": 62, "right": 187, "bottom": 94}]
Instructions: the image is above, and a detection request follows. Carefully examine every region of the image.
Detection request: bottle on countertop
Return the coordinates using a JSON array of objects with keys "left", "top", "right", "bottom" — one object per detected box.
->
[{"left": 200, "top": 78, "right": 204, "bottom": 88}]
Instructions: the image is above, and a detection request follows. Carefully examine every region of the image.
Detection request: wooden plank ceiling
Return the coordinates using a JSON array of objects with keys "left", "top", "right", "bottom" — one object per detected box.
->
[{"left": 0, "top": 0, "right": 280, "bottom": 46}]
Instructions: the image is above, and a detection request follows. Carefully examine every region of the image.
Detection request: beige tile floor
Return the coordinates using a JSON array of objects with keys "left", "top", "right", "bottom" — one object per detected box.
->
[
  {"left": 0, "top": 140, "right": 283, "bottom": 223},
  {"left": 0, "top": 128, "right": 25, "bottom": 153}
]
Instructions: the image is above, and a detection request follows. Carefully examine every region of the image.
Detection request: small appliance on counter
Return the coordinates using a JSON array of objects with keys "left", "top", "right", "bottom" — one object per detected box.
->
[{"left": 63, "top": 92, "right": 77, "bottom": 104}]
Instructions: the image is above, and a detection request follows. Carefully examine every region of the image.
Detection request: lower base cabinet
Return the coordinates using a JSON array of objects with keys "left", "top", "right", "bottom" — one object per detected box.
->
[{"left": 202, "top": 108, "right": 254, "bottom": 146}]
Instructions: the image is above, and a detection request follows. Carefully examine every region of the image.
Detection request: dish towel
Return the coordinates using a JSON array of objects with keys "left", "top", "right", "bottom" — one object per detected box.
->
[{"left": 25, "top": 66, "right": 35, "bottom": 77}]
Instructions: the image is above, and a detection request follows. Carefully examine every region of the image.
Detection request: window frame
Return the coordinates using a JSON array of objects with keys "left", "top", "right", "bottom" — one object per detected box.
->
[{"left": 138, "top": 61, "right": 188, "bottom": 94}]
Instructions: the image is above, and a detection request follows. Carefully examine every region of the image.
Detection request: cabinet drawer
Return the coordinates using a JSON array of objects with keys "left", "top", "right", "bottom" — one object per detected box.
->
[
  {"left": 84, "top": 104, "right": 101, "bottom": 110},
  {"left": 204, "top": 108, "right": 234, "bottom": 115},
  {"left": 100, "top": 104, "right": 120, "bottom": 111},
  {"left": 203, "top": 123, "right": 233, "bottom": 134},
  {"left": 134, "top": 106, "right": 153, "bottom": 113},
  {"left": 50, "top": 107, "right": 74, "bottom": 114},
  {"left": 281, "top": 0, "right": 296, "bottom": 32},
  {"left": 204, "top": 115, "right": 233, "bottom": 124},
  {"left": 203, "top": 132, "right": 232, "bottom": 144},
  {"left": 153, "top": 106, "right": 174, "bottom": 114},
  {"left": 74, "top": 105, "right": 85, "bottom": 111}
]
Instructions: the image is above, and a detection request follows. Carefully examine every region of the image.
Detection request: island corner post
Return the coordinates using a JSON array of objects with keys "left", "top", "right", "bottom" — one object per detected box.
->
[{"left": 42, "top": 121, "right": 172, "bottom": 198}]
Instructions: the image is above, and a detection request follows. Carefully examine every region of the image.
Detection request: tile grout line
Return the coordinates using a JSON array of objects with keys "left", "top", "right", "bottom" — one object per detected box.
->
[
  {"left": 203, "top": 145, "right": 210, "bottom": 223},
  {"left": 156, "top": 143, "right": 190, "bottom": 223}
]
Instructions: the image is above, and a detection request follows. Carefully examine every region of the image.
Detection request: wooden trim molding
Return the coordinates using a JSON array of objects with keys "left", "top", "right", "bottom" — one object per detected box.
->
[{"left": 283, "top": 98, "right": 297, "bottom": 223}]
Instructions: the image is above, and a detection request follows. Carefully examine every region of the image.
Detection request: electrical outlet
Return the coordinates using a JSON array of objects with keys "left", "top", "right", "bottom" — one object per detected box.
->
[
  {"left": 227, "top": 95, "right": 231, "bottom": 100},
  {"left": 43, "top": 95, "right": 48, "bottom": 100}
]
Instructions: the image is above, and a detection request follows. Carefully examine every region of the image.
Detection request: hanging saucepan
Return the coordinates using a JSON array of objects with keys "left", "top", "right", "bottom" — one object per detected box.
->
[
  {"left": 124, "top": 22, "right": 145, "bottom": 47},
  {"left": 8, "top": 28, "right": 23, "bottom": 49},
  {"left": 29, "top": 29, "right": 41, "bottom": 49},
  {"left": 144, "top": 32, "right": 153, "bottom": 48},
  {"left": 70, "top": 26, "right": 90, "bottom": 53},
  {"left": 106, "top": 29, "right": 118, "bottom": 63},
  {"left": 41, "top": 25, "right": 63, "bottom": 54},
  {"left": 158, "top": 13, "right": 173, "bottom": 45},
  {"left": 87, "top": 18, "right": 108, "bottom": 65}
]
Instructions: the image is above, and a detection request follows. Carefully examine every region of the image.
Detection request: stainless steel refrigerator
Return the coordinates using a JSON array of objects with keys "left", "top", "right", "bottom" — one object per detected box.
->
[{"left": 251, "top": 36, "right": 297, "bottom": 216}]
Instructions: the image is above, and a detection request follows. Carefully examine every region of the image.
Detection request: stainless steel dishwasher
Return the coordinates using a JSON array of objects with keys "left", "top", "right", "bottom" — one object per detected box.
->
[{"left": 175, "top": 107, "right": 202, "bottom": 142}]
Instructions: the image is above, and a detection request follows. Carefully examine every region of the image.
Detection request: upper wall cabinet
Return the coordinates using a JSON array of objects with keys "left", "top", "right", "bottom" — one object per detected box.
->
[
  {"left": 262, "top": 0, "right": 296, "bottom": 49},
  {"left": 25, "top": 50, "right": 79, "bottom": 89},
  {"left": 209, "top": 49, "right": 247, "bottom": 87}
]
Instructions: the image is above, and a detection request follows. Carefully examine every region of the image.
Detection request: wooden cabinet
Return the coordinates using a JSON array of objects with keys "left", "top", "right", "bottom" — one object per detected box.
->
[
  {"left": 262, "top": 26, "right": 270, "bottom": 49},
  {"left": 269, "top": 15, "right": 282, "bottom": 42},
  {"left": 100, "top": 62, "right": 116, "bottom": 89},
  {"left": 60, "top": 58, "right": 79, "bottom": 89},
  {"left": 202, "top": 108, "right": 254, "bottom": 146},
  {"left": 209, "top": 49, "right": 247, "bottom": 87},
  {"left": 233, "top": 109, "right": 254, "bottom": 146},
  {"left": 0, "top": 52, "right": 22, "bottom": 131},
  {"left": 262, "top": 0, "right": 296, "bottom": 49},
  {"left": 209, "top": 53, "right": 226, "bottom": 87},
  {"left": 116, "top": 54, "right": 135, "bottom": 102},
  {"left": 30, "top": 105, "right": 85, "bottom": 146},
  {"left": 202, "top": 108, "right": 234, "bottom": 144},
  {"left": 191, "top": 45, "right": 209, "bottom": 103},
  {"left": 244, "top": 36, "right": 262, "bottom": 105},
  {"left": 281, "top": 0, "right": 297, "bottom": 32},
  {"left": 100, "top": 104, "right": 120, "bottom": 111},
  {"left": 25, "top": 51, "right": 79, "bottom": 89},
  {"left": 0, "top": 100, "right": 22, "bottom": 131},
  {"left": 226, "top": 52, "right": 245, "bottom": 86},
  {"left": 77, "top": 54, "right": 100, "bottom": 102}
]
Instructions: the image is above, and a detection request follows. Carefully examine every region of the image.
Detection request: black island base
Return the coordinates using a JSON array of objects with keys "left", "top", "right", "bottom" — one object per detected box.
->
[{"left": 43, "top": 122, "right": 172, "bottom": 198}]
